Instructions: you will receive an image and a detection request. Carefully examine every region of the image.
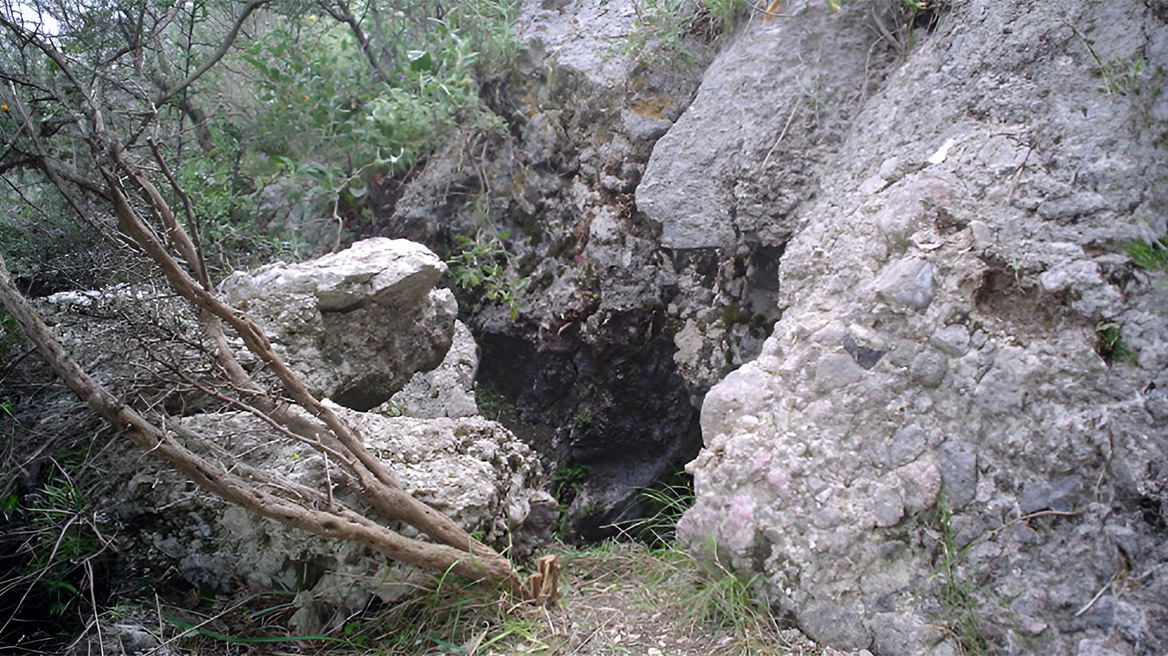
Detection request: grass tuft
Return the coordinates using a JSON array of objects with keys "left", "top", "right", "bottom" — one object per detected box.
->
[
  {"left": 933, "top": 496, "right": 990, "bottom": 656},
  {"left": 1127, "top": 233, "right": 1168, "bottom": 271}
]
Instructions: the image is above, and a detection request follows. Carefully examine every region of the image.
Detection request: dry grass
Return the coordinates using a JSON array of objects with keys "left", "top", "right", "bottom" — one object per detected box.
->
[{"left": 53, "top": 541, "right": 849, "bottom": 656}]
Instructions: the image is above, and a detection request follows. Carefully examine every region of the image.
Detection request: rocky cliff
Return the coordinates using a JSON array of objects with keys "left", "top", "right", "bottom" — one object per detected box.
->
[
  {"left": 662, "top": 1, "right": 1168, "bottom": 654},
  {"left": 385, "top": 0, "right": 1168, "bottom": 652}
]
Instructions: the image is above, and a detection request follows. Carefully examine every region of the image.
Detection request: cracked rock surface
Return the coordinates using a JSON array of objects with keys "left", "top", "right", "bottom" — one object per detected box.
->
[{"left": 676, "top": 1, "right": 1168, "bottom": 654}]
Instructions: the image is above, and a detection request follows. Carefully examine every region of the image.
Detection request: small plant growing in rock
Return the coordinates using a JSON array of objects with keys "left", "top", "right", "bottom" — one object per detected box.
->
[
  {"left": 570, "top": 408, "right": 594, "bottom": 427},
  {"left": 1096, "top": 321, "right": 1137, "bottom": 365},
  {"left": 931, "top": 496, "right": 990, "bottom": 655},
  {"left": 1126, "top": 233, "right": 1168, "bottom": 271},
  {"left": 617, "top": 0, "right": 745, "bottom": 69},
  {"left": 447, "top": 231, "right": 531, "bottom": 319},
  {"left": 551, "top": 464, "right": 589, "bottom": 540}
]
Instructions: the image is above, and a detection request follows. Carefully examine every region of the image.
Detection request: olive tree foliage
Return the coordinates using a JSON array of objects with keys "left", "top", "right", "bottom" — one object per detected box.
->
[{"left": 0, "top": 0, "right": 547, "bottom": 601}]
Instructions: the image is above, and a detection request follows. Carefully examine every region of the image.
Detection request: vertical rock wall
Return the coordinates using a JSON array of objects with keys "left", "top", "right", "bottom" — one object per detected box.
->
[
  {"left": 379, "top": 0, "right": 724, "bottom": 537},
  {"left": 670, "top": 1, "right": 1168, "bottom": 653}
]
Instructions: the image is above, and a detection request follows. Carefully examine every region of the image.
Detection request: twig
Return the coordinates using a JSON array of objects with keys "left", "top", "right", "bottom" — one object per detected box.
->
[
  {"left": 1074, "top": 572, "right": 1116, "bottom": 617},
  {"left": 982, "top": 508, "right": 1081, "bottom": 543},
  {"left": 870, "top": 7, "right": 904, "bottom": 60},
  {"left": 761, "top": 99, "right": 802, "bottom": 170},
  {"left": 147, "top": 138, "right": 209, "bottom": 290},
  {"left": 1005, "top": 143, "right": 1033, "bottom": 202},
  {"left": 85, "top": 559, "right": 104, "bottom": 656}
]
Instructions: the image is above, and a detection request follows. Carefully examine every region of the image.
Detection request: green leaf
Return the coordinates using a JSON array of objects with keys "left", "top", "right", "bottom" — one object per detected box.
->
[
  {"left": 270, "top": 155, "right": 297, "bottom": 172},
  {"left": 346, "top": 179, "right": 368, "bottom": 198},
  {"left": 408, "top": 50, "right": 434, "bottom": 72}
]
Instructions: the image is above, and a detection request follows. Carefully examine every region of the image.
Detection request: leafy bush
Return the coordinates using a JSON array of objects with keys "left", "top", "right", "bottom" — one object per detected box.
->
[{"left": 218, "top": 2, "right": 516, "bottom": 256}]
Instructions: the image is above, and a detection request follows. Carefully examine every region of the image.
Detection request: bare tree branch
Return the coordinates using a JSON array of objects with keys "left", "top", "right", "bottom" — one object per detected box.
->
[
  {"left": 0, "top": 251, "right": 523, "bottom": 589},
  {"left": 150, "top": 1, "right": 269, "bottom": 110},
  {"left": 318, "top": 0, "right": 390, "bottom": 84}
]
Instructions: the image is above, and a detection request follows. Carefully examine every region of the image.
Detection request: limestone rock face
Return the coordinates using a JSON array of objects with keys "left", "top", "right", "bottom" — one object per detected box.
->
[
  {"left": 113, "top": 407, "right": 552, "bottom": 633},
  {"left": 636, "top": 0, "right": 874, "bottom": 252},
  {"left": 219, "top": 238, "right": 457, "bottom": 410},
  {"left": 382, "top": 320, "right": 481, "bottom": 419},
  {"left": 676, "top": 1, "right": 1168, "bottom": 654},
  {"left": 382, "top": 0, "right": 713, "bottom": 537}
]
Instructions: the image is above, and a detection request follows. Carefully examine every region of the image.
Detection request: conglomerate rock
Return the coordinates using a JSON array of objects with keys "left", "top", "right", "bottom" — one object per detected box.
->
[
  {"left": 379, "top": 0, "right": 715, "bottom": 537},
  {"left": 382, "top": 319, "right": 481, "bottom": 418},
  {"left": 110, "top": 407, "right": 552, "bottom": 633},
  {"left": 219, "top": 237, "right": 457, "bottom": 411},
  {"left": 674, "top": 1, "right": 1168, "bottom": 654}
]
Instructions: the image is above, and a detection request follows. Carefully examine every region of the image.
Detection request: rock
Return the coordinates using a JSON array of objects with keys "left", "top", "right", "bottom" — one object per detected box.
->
[
  {"left": 895, "top": 457, "right": 941, "bottom": 512},
  {"left": 219, "top": 238, "right": 457, "bottom": 411},
  {"left": 939, "top": 449, "right": 978, "bottom": 510},
  {"left": 909, "top": 349, "right": 947, "bottom": 388},
  {"left": 637, "top": 0, "right": 878, "bottom": 252},
  {"left": 875, "top": 258, "right": 936, "bottom": 312},
  {"left": 378, "top": 0, "right": 717, "bottom": 539},
  {"left": 797, "top": 603, "right": 872, "bottom": 651},
  {"left": 679, "top": 1, "right": 1168, "bottom": 654},
  {"left": 814, "top": 352, "right": 866, "bottom": 392},
  {"left": 382, "top": 320, "right": 480, "bottom": 418},
  {"left": 109, "top": 408, "right": 549, "bottom": 631},
  {"left": 620, "top": 108, "right": 672, "bottom": 144},
  {"left": 66, "top": 621, "right": 170, "bottom": 656}
]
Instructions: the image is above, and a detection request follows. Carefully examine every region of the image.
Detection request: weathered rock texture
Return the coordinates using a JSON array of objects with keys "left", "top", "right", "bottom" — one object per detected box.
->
[
  {"left": 219, "top": 238, "right": 457, "bottom": 411},
  {"left": 674, "top": 1, "right": 1168, "bottom": 654},
  {"left": 382, "top": 319, "right": 481, "bottom": 418},
  {"left": 110, "top": 407, "right": 551, "bottom": 633},
  {"left": 32, "top": 238, "right": 555, "bottom": 633},
  {"left": 375, "top": 0, "right": 723, "bottom": 536}
]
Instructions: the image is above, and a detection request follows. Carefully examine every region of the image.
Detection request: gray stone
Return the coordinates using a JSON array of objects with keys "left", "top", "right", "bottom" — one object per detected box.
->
[
  {"left": 66, "top": 622, "right": 171, "bottom": 656},
  {"left": 621, "top": 108, "right": 672, "bottom": 143},
  {"left": 1049, "top": 475, "right": 1083, "bottom": 513},
  {"left": 930, "top": 324, "right": 970, "bottom": 357},
  {"left": 112, "top": 623, "right": 162, "bottom": 654},
  {"left": 873, "top": 487, "right": 905, "bottom": 527},
  {"left": 815, "top": 352, "right": 866, "bottom": 392},
  {"left": 870, "top": 614, "right": 942, "bottom": 655},
  {"left": 383, "top": 320, "right": 480, "bottom": 419},
  {"left": 1076, "top": 637, "right": 1135, "bottom": 656},
  {"left": 844, "top": 334, "right": 886, "bottom": 369},
  {"left": 798, "top": 603, "right": 872, "bottom": 651},
  {"left": 219, "top": 238, "right": 457, "bottom": 411},
  {"left": 1018, "top": 480, "right": 1053, "bottom": 514},
  {"left": 940, "top": 450, "right": 978, "bottom": 509},
  {"left": 1037, "top": 192, "right": 1110, "bottom": 220},
  {"left": 876, "top": 258, "right": 936, "bottom": 312},
  {"left": 884, "top": 424, "right": 927, "bottom": 468},
  {"left": 910, "top": 349, "right": 948, "bottom": 388},
  {"left": 636, "top": 0, "right": 876, "bottom": 251}
]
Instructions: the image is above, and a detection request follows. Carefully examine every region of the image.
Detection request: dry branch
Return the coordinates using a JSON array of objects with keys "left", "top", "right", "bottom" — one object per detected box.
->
[{"left": 0, "top": 3, "right": 558, "bottom": 606}]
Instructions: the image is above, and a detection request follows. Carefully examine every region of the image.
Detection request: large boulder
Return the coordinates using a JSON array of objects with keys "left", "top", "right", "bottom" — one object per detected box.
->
[
  {"left": 219, "top": 238, "right": 457, "bottom": 411},
  {"left": 110, "top": 406, "right": 553, "bottom": 633},
  {"left": 676, "top": 1, "right": 1168, "bottom": 654},
  {"left": 33, "top": 237, "right": 557, "bottom": 632}
]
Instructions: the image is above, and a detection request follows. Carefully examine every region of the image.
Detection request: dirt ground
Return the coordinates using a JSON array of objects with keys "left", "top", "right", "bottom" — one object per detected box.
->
[{"left": 94, "top": 542, "right": 864, "bottom": 656}]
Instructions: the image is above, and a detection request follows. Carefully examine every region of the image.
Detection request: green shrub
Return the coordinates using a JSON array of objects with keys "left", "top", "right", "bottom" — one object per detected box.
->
[{"left": 447, "top": 229, "right": 531, "bottom": 318}]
